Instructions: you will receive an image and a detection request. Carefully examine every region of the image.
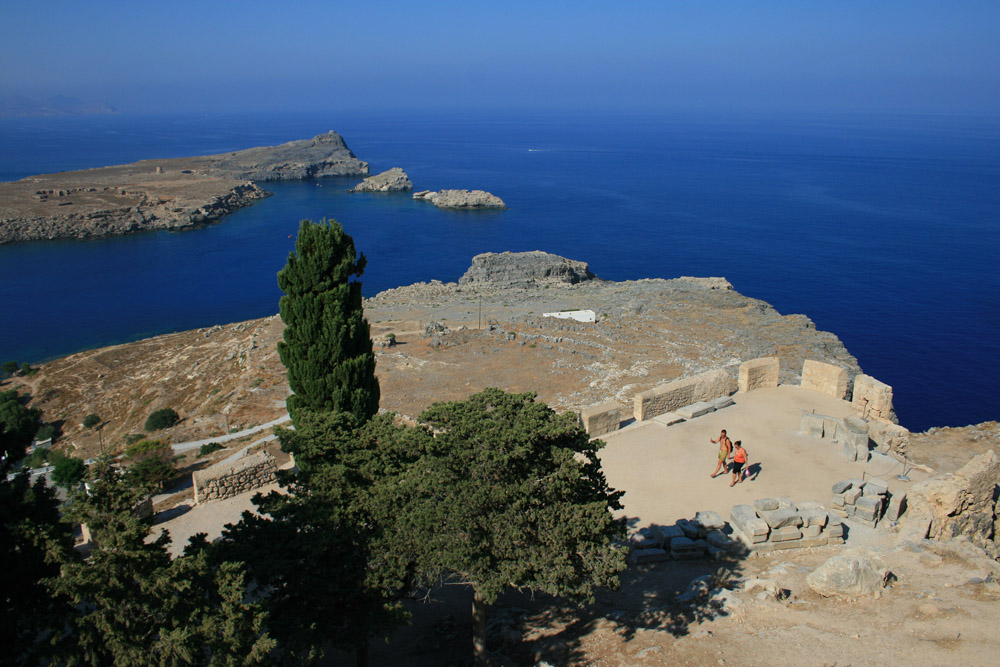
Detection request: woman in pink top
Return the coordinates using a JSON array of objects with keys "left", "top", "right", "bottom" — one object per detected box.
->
[{"left": 730, "top": 441, "right": 748, "bottom": 487}]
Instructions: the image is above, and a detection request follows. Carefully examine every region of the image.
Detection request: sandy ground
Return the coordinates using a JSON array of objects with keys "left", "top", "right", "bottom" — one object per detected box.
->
[{"left": 599, "top": 385, "right": 926, "bottom": 532}]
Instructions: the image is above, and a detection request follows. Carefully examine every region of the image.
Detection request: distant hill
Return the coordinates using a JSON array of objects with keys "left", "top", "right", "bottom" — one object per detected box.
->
[{"left": 0, "top": 94, "right": 116, "bottom": 118}]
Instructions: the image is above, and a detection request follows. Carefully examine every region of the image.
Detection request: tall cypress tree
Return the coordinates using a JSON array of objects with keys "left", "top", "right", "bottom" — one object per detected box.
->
[{"left": 277, "top": 219, "right": 379, "bottom": 426}]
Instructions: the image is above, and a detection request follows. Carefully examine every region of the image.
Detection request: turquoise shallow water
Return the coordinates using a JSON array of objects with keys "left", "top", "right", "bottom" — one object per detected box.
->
[{"left": 1, "top": 110, "right": 997, "bottom": 431}]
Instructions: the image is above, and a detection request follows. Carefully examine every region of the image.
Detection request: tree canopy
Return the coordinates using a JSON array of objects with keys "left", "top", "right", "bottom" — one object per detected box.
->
[
  {"left": 277, "top": 218, "right": 379, "bottom": 426},
  {"left": 144, "top": 407, "right": 180, "bottom": 432},
  {"left": 415, "top": 388, "right": 627, "bottom": 663},
  {"left": 52, "top": 460, "right": 274, "bottom": 666}
]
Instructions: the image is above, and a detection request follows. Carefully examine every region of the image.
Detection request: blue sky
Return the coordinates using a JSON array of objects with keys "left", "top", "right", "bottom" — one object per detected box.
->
[{"left": 2, "top": 1, "right": 998, "bottom": 114}]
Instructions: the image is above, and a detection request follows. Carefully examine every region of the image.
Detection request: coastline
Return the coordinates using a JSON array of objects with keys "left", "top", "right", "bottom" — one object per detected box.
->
[{"left": 0, "top": 131, "right": 367, "bottom": 244}]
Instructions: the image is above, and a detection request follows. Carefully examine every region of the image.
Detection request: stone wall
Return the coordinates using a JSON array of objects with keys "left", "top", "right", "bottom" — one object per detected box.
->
[
  {"left": 581, "top": 401, "right": 621, "bottom": 437},
  {"left": 852, "top": 374, "right": 894, "bottom": 421},
  {"left": 738, "top": 357, "right": 779, "bottom": 393},
  {"left": 902, "top": 451, "right": 999, "bottom": 558},
  {"left": 730, "top": 498, "right": 844, "bottom": 553},
  {"left": 193, "top": 450, "right": 277, "bottom": 504},
  {"left": 800, "top": 359, "right": 849, "bottom": 399},
  {"left": 633, "top": 369, "right": 736, "bottom": 422},
  {"left": 799, "top": 412, "right": 872, "bottom": 462}
]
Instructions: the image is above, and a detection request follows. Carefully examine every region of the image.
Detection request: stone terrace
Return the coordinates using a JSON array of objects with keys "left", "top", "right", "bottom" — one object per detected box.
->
[{"left": 598, "top": 385, "right": 927, "bottom": 533}]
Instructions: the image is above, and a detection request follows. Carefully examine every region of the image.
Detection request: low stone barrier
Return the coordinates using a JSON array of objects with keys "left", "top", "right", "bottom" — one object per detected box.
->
[
  {"left": 633, "top": 369, "right": 736, "bottom": 422},
  {"left": 800, "top": 359, "right": 848, "bottom": 399},
  {"left": 852, "top": 374, "right": 894, "bottom": 421},
  {"left": 629, "top": 510, "right": 741, "bottom": 564},
  {"left": 193, "top": 450, "right": 277, "bottom": 504},
  {"left": 581, "top": 401, "right": 620, "bottom": 437},
  {"left": 830, "top": 478, "right": 901, "bottom": 528},
  {"left": 738, "top": 357, "right": 779, "bottom": 393},
  {"left": 730, "top": 498, "right": 844, "bottom": 553}
]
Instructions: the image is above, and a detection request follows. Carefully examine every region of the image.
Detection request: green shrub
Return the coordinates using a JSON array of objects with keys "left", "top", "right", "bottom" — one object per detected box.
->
[
  {"left": 23, "top": 449, "right": 50, "bottom": 469},
  {"left": 82, "top": 413, "right": 101, "bottom": 429},
  {"left": 125, "top": 439, "right": 164, "bottom": 458},
  {"left": 35, "top": 423, "right": 59, "bottom": 443},
  {"left": 123, "top": 433, "right": 143, "bottom": 445},
  {"left": 127, "top": 454, "right": 176, "bottom": 490},
  {"left": 52, "top": 455, "right": 86, "bottom": 488},
  {"left": 144, "top": 408, "right": 179, "bottom": 432},
  {"left": 199, "top": 442, "right": 224, "bottom": 457}
]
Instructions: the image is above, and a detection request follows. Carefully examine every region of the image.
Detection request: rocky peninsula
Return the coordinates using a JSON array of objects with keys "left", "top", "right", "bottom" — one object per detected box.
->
[{"left": 0, "top": 131, "right": 367, "bottom": 244}]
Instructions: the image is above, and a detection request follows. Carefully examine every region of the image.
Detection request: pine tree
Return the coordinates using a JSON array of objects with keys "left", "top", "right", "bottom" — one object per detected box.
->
[
  {"left": 277, "top": 218, "right": 379, "bottom": 426},
  {"left": 223, "top": 411, "right": 428, "bottom": 665},
  {"left": 52, "top": 461, "right": 274, "bottom": 666},
  {"left": 416, "top": 388, "right": 628, "bottom": 666}
]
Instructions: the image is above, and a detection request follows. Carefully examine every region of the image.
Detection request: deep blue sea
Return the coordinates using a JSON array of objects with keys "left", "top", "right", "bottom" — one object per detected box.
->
[{"left": 1, "top": 110, "right": 997, "bottom": 432}]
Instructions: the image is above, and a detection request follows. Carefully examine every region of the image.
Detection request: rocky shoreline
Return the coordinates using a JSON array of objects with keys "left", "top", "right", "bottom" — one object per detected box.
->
[{"left": 0, "top": 131, "right": 367, "bottom": 244}]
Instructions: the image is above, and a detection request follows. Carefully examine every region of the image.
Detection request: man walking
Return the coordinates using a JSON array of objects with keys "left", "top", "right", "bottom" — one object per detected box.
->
[{"left": 710, "top": 429, "right": 732, "bottom": 478}]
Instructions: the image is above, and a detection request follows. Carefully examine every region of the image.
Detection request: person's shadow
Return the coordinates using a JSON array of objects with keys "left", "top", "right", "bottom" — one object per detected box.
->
[{"left": 745, "top": 462, "right": 762, "bottom": 481}]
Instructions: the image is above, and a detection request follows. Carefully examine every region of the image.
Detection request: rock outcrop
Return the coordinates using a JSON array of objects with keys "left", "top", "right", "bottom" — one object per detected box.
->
[
  {"left": 349, "top": 167, "right": 413, "bottom": 192},
  {"left": 458, "top": 251, "right": 598, "bottom": 286},
  {"left": 902, "top": 450, "right": 1000, "bottom": 557},
  {"left": 806, "top": 549, "right": 892, "bottom": 597},
  {"left": 0, "top": 132, "right": 368, "bottom": 244},
  {"left": 413, "top": 189, "right": 506, "bottom": 209},
  {"left": 203, "top": 131, "right": 368, "bottom": 181}
]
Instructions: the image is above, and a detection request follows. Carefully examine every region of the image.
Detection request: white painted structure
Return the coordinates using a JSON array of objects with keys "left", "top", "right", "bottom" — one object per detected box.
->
[{"left": 543, "top": 309, "right": 596, "bottom": 323}]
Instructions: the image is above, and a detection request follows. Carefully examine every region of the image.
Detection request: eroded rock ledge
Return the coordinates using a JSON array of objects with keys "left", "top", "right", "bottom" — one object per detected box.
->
[{"left": 0, "top": 131, "right": 368, "bottom": 244}]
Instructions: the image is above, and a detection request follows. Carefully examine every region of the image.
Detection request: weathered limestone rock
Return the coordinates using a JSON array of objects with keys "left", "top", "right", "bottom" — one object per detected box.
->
[
  {"left": 852, "top": 374, "right": 895, "bottom": 421},
  {"left": 800, "top": 359, "right": 849, "bottom": 399},
  {"left": 676, "top": 401, "right": 714, "bottom": 419},
  {"left": 806, "top": 550, "right": 891, "bottom": 597},
  {"left": 738, "top": 356, "right": 779, "bottom": 393},
  {"left": 730, "top": 504, "right": 770, "bottom": 542},
  {"left": 904, "top": 451, "right": 1000, "bottom": 557},
  {"left": 581, "top": 401, "right": 621, "bottom": 437},
  {"left": 349, "top": 167, "right": 412, "bottom": 192},
  {"left": 839, "top": 416, "right": 871, "bottom": 462},
  {"left": 868, "top": 420, "right": 910, "bottom": 456},
  {"left": 629, "top": 548, "right": 670, "bottom": 564},
  {"left": 758, "top": 508, "right": 804, "bottom": 529},
  {"left": 633, "top": 369, "right": 736, "bottom": 422},
  {"left": 800, "top": 412, "right": 827, "bottom": 438},
  {"left": 414, "top": 188, "right": 506, "bottom": 209},
  {"left": 693, "top": 510, "right": 726, "bottom": 533},
  {"left": 459, "top": 251, "right": 596, "bottom": 286}
]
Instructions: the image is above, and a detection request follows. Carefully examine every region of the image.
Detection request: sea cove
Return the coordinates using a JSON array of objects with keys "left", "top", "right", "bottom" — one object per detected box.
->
[{"left": 1, "top": 109, "right": 998, "bottom": 432}]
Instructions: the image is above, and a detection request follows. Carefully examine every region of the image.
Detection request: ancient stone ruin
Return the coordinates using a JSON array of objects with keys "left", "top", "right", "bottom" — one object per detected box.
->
[{"left": 193, "top": 449, "right": 277, "bottom": 504}]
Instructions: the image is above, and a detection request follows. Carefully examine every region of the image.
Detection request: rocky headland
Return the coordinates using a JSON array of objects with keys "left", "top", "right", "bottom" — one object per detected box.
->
[
  {"left": 413, "top": 188, "right": 506, "bottom": 209},
  {"left": 14, "top": 251, "right": 868, "bottom": 459},
  {"left": 0, "top": 131, "right": 367, "bottom": 244},
  {"left": 349, "top": 167, "right": 413, "bottom": 192}
]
